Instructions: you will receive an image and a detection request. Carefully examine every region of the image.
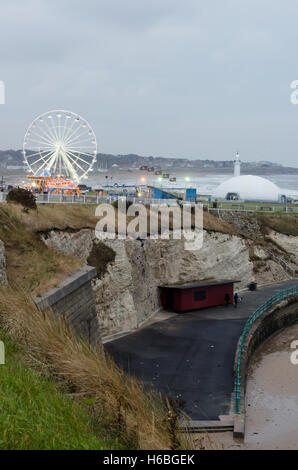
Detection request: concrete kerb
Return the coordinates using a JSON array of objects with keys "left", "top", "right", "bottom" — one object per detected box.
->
[
  {"left": 35, "top": 266, "right": 96, "bottom": 309},
  {"left": 232, "top": 295, "right": 298, "bottom": 439}
]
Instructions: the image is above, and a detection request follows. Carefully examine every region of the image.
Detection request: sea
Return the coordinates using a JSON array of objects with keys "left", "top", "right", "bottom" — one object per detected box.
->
[{"left": 3, "top": 171, "right": 298, "bottom": 197}]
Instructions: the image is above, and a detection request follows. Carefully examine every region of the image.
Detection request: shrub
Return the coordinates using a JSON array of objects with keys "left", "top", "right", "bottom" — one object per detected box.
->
[
  {"left": 6, "top": 188, "right": 37, "bottom": 211},
  {"left": 87, "top": 242, "right": 116, "bottom": 278}
]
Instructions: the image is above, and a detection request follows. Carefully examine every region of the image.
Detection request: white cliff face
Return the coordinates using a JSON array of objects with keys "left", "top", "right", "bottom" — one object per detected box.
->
[
  {"left": 93, "top": 239, "right": 138, "bottom": 337},
  {"left": 268, "top": 230, "right": 298, "bottom": 261},
  {"left": 0, "top": 240, "right": 8, "bottom": 286},
  {"left": 41, "top": 229, "right": 93, "bottom": 262},
  {"left": 41, "top": 229, "right": 257, "bottom": 337},
  {"left": 176, "top": 232, "right": 254, "bottom": 287}
]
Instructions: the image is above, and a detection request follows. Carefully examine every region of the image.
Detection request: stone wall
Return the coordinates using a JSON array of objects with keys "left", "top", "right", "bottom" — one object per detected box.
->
[
  {"left": 35, "top": 266, "right": 101, "bottom": 346},
  {"left": 233, "top": 294, "right": 298, "bottom": 438},
  {"left": 0, "top": 240, "right": 8, "bottom": 286}
]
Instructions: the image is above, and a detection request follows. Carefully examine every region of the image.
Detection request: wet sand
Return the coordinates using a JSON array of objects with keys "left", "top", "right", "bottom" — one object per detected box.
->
[{"left": 204, "top": 323, "right": 298, "bottom": 450}]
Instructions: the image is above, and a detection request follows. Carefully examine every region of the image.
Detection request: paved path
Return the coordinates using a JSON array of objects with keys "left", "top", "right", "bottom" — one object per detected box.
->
[{"left": 105, "top": 279, "right": 298, "bottom": 421}]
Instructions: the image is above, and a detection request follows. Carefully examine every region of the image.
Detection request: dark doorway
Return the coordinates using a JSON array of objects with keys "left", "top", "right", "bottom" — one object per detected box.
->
[
  {"left": 226, "top": 192, "right": 239, "bottom": 201},
  {"left": 164, "top": 289, "right": 174, "bottom": 310}
]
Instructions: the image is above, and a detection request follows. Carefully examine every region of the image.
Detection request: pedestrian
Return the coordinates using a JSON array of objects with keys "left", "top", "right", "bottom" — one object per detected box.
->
[
  {"left": 224, "top": 292, "right": 230, "bottom": 307},
  {"left": 234, "top": 292, "right": 239, "bottom": 308}
]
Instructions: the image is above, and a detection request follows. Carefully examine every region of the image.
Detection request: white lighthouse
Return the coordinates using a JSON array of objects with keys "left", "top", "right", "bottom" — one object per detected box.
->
[{"left": 234, "top": 151, "right": 241, "bottom": 177}]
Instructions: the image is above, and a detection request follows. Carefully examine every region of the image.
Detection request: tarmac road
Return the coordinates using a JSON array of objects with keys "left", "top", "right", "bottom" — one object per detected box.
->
[{"left": 105, "top": 279, "right": 298, "bottom": 420}]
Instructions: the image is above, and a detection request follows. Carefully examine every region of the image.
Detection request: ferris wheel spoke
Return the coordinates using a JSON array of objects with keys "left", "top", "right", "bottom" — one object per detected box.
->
[
  {"left": 29, "top": 150, "right": 56, "bottom": 168},
  {"left": 64, "top": 124, "right": 88, "bottom": 145},
  {"left": 66, "top": 146, "right": 96, "bottom": 154},
  {"left": 27, "top": 130, "right": 56, "bottom": 147},
  {"left": 49, "top": 118, "right": 60, "bottom": 141},
  {"left": 63, "top": 119, "right": 81, "bottom": 142},
  {"left": 26, "top": 150, "right": 54, "bottom": 161},
  {"left": 65, "top": 148, "right": 95, "bottom": 158},
  {"left": 35, "top": 152, "right": 57, "bottom": 173},
  {"left": 25, "top": 139, "right": 55, "bottom": 149},
  {"left": 66, "top": 142, "right": 95, "bottom": 148},
  {"left": 65, "top": 151, "right": 89, "bottom": 173},
  {"left": 32, "top": 151, "right": 57, "bottom": 174},
  {"left": 61, "top": 152, "right": 79, "bottom": 181},
  {"left": 31, "top": 123, "right": 56, "bottom": 145},
  {"left": 66, "top": 131, "right": 93, "bottom": 147},
  {"left": 41, "top": 119, "right": 59, "bottom": 143},
  {"left": 61, "top": 124, "right": 78, "bottom": 143},
  {"left": 47, "top": 118, "right": 60, "bottom": 142},
  {"left": 28, "top": 122, "right": 56, "bottom": 146},
  {"left": 67, "top": 139, "right": 96, "bottom": 149},
  {"left": 65, "top": 150, "right": 94, "bottom": 166},
  {"left": 56, "top": 116, "right": 62, "bottom": 140},
  {"left": 61, "top": 115, "right": 70, "bottom": 142},
  {"left": 62, "top": 117, "right": 77, "bottom": 142}
]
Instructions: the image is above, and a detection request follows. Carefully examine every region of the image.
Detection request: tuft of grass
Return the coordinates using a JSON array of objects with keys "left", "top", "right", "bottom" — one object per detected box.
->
[
  {"left": 0, "top": 331, "right": 123, "bottom": 450},
  {"left": 0, "top": 287, "right": 194, "bottom": 450},
  {"left": 0, "top": 202, "right": 98, "bottom": 233},
  {"left": 0, "top": 205, "right": 82, "bottom": 295},
  {"left": 256, "top": 213, "right": 298, "bottom": 237},
  {"left": 202, "top": 211, "right": 242, "bottom": 237}
]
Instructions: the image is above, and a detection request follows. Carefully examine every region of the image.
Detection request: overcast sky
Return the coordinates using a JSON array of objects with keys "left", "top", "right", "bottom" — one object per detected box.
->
[{"left": 1, "top": 0, "right": 298, "bottom": 165}]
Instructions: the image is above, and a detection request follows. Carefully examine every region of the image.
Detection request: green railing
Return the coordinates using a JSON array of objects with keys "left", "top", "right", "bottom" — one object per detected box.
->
[{"left": 235, "top": 285, "right": 298, "bottom": 414}]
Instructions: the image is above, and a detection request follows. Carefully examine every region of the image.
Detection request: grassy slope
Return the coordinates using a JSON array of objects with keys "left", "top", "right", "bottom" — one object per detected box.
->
[
  {"left": 0, "top": 204, "right": 88, "bottom": 296},
  {"left": 0, "top": 288, "right": 184, "bottom": 450},
  {"left": 0, "top": 331, "right": 123, "bottom": 450},
  {"left": 2, "top": 203, "right": 98, "bottom": 232},
  {"left": 202, "top": 210, "right": 241, "bottom": 236},
  {"left": 256, "top": 213, "right": 298, "bottom": 237}
]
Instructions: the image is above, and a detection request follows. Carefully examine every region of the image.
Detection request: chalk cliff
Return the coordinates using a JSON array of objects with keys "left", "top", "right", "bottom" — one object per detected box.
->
[{"left": 41, "top": 226, "right": 294, "bottom": 338}]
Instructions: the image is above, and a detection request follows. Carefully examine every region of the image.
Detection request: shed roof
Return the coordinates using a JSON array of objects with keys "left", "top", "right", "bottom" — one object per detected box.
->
[{"left": 160, "top": 279, "right": 238, "bottom": 290}]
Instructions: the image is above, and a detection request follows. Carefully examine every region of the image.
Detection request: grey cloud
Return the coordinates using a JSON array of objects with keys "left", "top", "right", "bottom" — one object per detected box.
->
[{"left": 0, "top": 0, "right": 298, "bottom": 165}]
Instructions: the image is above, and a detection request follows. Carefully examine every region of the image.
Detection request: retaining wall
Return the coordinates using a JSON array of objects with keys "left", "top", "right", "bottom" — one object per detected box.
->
[
  {"left": 35, "top": 265, "right": 101, "bottom": 347},
  {"left": 233, "top": 295, "right": 298, "bottom": 438}
]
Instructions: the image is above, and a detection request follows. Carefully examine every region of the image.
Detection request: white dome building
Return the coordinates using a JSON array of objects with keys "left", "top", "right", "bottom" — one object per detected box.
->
[
  {"left": 212, "top": 152, "right": 282, "bottom": 203},
  {"left": 213, "top": 174, "right": 281, "bottom": 202}
]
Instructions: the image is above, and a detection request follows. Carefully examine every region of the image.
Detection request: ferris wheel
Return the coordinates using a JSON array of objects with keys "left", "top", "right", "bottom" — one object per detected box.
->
[{"left": 23, "top": 110, "right": 97, "bottom": 182}]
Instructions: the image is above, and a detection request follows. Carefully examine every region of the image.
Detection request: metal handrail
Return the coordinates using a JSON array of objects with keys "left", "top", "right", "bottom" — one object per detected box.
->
[{"left": 235, "top": 285, "right": 298, "bottom": 414}]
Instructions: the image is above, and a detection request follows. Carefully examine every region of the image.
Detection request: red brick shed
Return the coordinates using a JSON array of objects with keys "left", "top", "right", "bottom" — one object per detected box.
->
[{"left": 160, "top": 279, "right": 236, "bottom": 313}]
